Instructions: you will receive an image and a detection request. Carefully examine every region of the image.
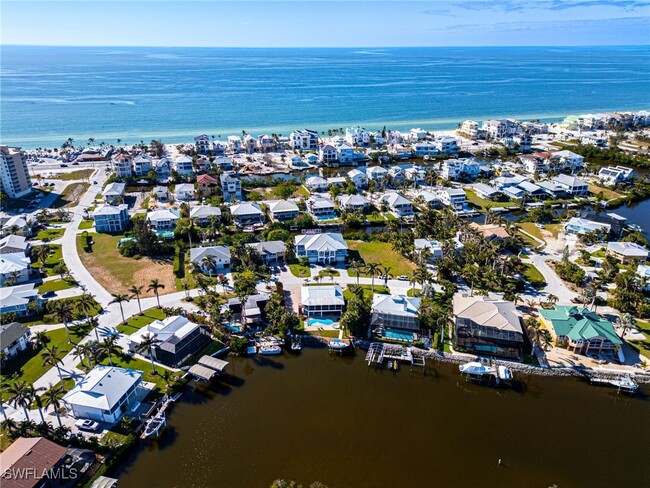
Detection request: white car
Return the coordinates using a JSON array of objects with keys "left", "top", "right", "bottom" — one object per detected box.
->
[
  {"left": 75, "top": 419, "right": 100, "bottom": 432},
  {"left": 397, "top": 275, "right": 409, "bottom": 281}
]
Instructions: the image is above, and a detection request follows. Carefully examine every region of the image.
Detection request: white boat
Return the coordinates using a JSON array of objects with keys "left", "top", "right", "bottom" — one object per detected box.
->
[
  {"left": 258, "top": 345, "right": 282, "bottom": 355},
  {"left": 609, "top": 375, "right": 639, "bottom": 393},
  {"left": 143, "top": 414, "right": 166, "bottom": 438},
  {"left": 497, "top": 365, "right": 513, "bottom": 381},
  {"left": 328, "top": 339, "right": 349, "bottom": 350},
  {"left": 459, "top": 362, "right": 496, "bottom": 376}
]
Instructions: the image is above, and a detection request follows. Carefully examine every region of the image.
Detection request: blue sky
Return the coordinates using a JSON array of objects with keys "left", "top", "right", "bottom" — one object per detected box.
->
[{"left": 2, "top": 1, "right": 649, "bottom": 47}]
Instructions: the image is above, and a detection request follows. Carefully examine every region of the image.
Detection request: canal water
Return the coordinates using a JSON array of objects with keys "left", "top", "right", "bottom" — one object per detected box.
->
[{"left": 116, "top": 348, "right": 648, "bottom": 488}]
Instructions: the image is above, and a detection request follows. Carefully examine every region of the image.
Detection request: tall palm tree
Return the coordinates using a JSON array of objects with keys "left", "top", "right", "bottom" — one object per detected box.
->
[
  {"left": 136, "top": 333, "right": 161, "bottom": 373},
  {"left": 50, "top": 300, "right": 74, "bottom": 343},
  {"left": 76, "top": 292, "right": 98, "bottom": 340},
  {"left": 129, "top": 285, "right": 144, "bottom": 314},
  {"left": 29, "top": 386, "right": 46, "bottom": 424},
  {"left": 380, "top": 265, "right": 393, "bottom": 288},
  {"left": 365, "top": 262, "right": 380, "bottom": 292},
  {"left": 34, "top": 331, "right": 51, "bottom": 350},
  {"left": 148, "top": 279, "right": 165, "bottom": 308},
  {"left": 109, "top": 293, "right": 129, "bottom": 324},
  {"left": 72, "top": 344, "right": 89, "bottom": 370},
  {"left": 6, "top": 381, "right": 32, "bottom": 420},
  {"left": 101, "top": 336, "right": 120, "bottom": 367},
  {"left": 349, "top": 260, "right": 364, "bottom": 285},
  {"left": 201, "top": 255, "right": 217, "bottom": 279},
  {"left": 41, "top": 346, "right": 65, "bottom": 383},
  {"left": 42, "top": 383, "right": 66, "bottom": 428},
  {"left": 219, "top": 275, "right": 230, "bottom": 294},
  {"left": 36, "top": 244, "right": 51, "bottom": 267}
]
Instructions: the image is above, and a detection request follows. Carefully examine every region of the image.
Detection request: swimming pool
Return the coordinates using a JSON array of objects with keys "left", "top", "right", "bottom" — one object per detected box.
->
[
  {"left": 383, "top": 329, "right": 413, "bottom": 341},
  {"left": 307, "top": 318, "right": 334, "bottom": 326},
  {"left": 224, "top": 323, "right": 242, "bottom": 333}
]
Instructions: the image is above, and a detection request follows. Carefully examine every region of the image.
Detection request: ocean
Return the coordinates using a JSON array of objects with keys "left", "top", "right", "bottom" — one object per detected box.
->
[{"left": 1, "top": 45, "right": 649, "bottom": 148}]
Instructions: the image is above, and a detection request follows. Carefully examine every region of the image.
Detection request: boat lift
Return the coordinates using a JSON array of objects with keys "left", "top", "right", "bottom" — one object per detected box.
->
[{"left": 365, "top": 343, "right": 426, "bottom": 372}]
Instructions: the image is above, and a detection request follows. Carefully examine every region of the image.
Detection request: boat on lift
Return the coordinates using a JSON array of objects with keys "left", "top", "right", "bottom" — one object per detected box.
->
[{"left": 259, "top": 345, "right": 282, "bottom": 355}]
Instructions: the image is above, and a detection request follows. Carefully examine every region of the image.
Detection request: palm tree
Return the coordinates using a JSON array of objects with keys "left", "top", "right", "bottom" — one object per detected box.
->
[
  {"left": 349, "top": 260, "right": 365, "bottom": 285},
  {"left": 36, "top": 244, "right": 51, "bottom": 267},
  {"left": 6, "top": 381, "right": 32, "bottom": 420},
  {"left": 365, "top": 262, "right": 380, "bottom": 292},
  {"left": 41, "top": 346, "right": 65, "bottom": 383},
  {"left": 408, "top": 269, "right": 419, "bottom": 294},
  {"left": 546, "top": 294, "right": 559, "bottom": 308},
  {"left": 72, "top": 344, "right": 89, "bottom": 370},
  {"left": 218, "top": 275, "right": 230, "bottom": 294},
  {"left": 76, "top": 292, "right": 98, "bottom": 339},
  {"left": 148, "top": 279, "right": 165, "bottom": 308},
  {"left": 29, "top": 386, "right": 47, "bottom": 424},
  {"left": 42, "top": 383, "right": 66, "bottom": 428},
  {"left": 50, "top": 300, "right": 74, "bottom": 343},
  {"left": 109, "top": 293, "right": 129, "bottom": 324},
  {"left": 101, "top": 336, "right": 120, "bottom": 367},
  {"left": 136, "top": 333, "right": 161, "bottom": 373},
  {"left": 201, "top": 255, "right": 217, "bottom": 279},
  {"left": 129, "top": 285, "right": 144, "bottom": 314},
  {"left": 34, "top": 331, "right": 51, "bottom": 350},
  {"left": 380, "top": 265, "right": 393, "bottom": 287}
]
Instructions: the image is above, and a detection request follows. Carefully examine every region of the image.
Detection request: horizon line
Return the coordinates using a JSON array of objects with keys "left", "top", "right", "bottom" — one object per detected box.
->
[{"left": 2, "top": 43, "right": 649, "bottom": 49}]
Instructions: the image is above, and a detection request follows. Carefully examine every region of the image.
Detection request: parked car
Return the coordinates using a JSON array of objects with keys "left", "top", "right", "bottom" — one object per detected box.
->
[
  {"left": 60, "top": 164, "right": 68, "bottom": 167},
  {"left": 75, "top": 419, "right": 100, "bottom": 432},
  {"left": 41, "top": 291, "right": 56, "bottom": 298},
  {"left": 397, "top": 275, "right": 408, "bottom": 281}
]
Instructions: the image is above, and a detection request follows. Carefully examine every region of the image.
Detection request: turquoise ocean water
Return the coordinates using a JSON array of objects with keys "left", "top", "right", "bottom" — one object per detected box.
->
[{"left": 1, "top": 45, "right": 649, "bottom": 148}]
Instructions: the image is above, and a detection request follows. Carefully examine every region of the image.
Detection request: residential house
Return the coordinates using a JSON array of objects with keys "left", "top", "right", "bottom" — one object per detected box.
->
[
  {"left": 0, "top": 248, "right": 31, "bottom": 285},
  {"left": 520, "top": 154, "right": 548, "bottom": 174},
  {"left": 308, "top": 196, "right": 337, "bottom": 220},
  {"left": 213, "top": 156, "right": 233, "bottom": 170},
  {"left": 243, "top": 134, "right": 257, "bottom": 153},
  {"left": 539, "top": 306, "right": 622, "bottom": 355},
  {"left": 606, "top": 242, "right": 649, "bottom": 263},
  {"left": 387, "top": 166, "right": 406, "bottom": 185},
  {"left": 371, "top": 294, "right": 421, "bottom": 333},
  {"left": 196, "top": 173, "right": 220, "bottom": 196},
  {"left": 458, "top": 120, "right": 481, "bottom": 139},
  {"left": 0, "top": 322, "right": 30, "bottom": 359},
  {"left": 326, "top": 176, "right": 347, "bottom": 188},
  {"left": 294, "top": 233, "right": 348, "bottom": 264},
  {"left": 345, "top": 127, "right": 370, "bottom": 146},
  {"left": 0, "top": 234, "right": 30, "bottom": 255},
  {"left": 133, "top": 154, "right": 152, "bottom": 177},
  {"left": 1, "top": 215, "right": 35, "bottom": 237},
  {"left": 441, "top": 158, "right": 479, "bottom": 181},
  {"left": 552, "top": 174, "right": 589, "bottom": 196},
  {"left": 290, "top": 129, "right": 319, "bottom": 151},
  {"left": 319, "top": 144, "right": 338, "bottom": 165},
  {"left": 227, "top": 293, "right": 271, "bottom": 325},
  {"left": 93, "top": 204, "right": 130, "bottom": 233},
  {"left": 414, "top": 238, "right": 443, "bottom": 261},
  {"left": 0, "top": 437, "right": 69, "bottom": 487},
  {"left": 415, "top": 190, "right": 443, "bottom": 208},
  {"left": 347, "top": 169, "right": 368, "bottom": 189},
  {"left": 453, "top": 293, "right": 524, "bottom": 359},
  {"left": 472, "top": 182, "right": 501, "bottom": 200},
  {"left": 493, "top": 174, "right": 527, "bottom": 189},
  {"left": 563, "top": 217, "right": 610, "bottom": 236},
  {"left": 146, "top": 209, "right": 180, "bottom": 231},
  {"left": 304, "top": 153, "right": 319, "bottom": 165},
  {"left": 301, "top": 285, "right": 345, "bottom": 318},
  {"left": 220, "top": 172, "right": 242, "bottom": 201},
  {"left": 194, "top": 156, "right": 211, "bottom": 173},
  {"left": 366, "top": 166, "right": 388, "bottom": 183},
  {"left": 189, "top": 246, "right": 231, "bottom": 273},
  {"left": 155, "top": 157, "right": 172, "bottom": 180},
  {"left": 404, "top": 166, "right": 425, "bottom": 184},
  {"left": 336, "top": 144, "right": 354, "bottom": 164},
  {"left": 305, "top": 176, "right": 328, "bottom": 192},
  {"left": 597, "top": 166, "right": 634, "bottom": 187},
  {"left": 227, "top": 135, "right": 242, "bottom": 153},
  {"left": 267, "top": 200, "right": 300, "bottom": 222},
  {"left": 502, "top": 186, "right": 526, "bottom": 200},
  {"left": 436, "top": 136, "right": 459, "bottom": 154},
  {"left": 174, "top": 155, "right": 195, "bottom": 176},
  {"left": 518, "top": 181, "right": 548, "bottom": 199},
  {"left": 194, "top": 134, "right": 211, "bottom": 154},
  {"left": 63, "top": 365, "right": 146, "bottom": 424},
  {"left": 0, "top": 283, "right": 38, "bottom": 317},
  {"left": 190, "top": 205, "right": 221, "bottom": 226},
  {"left": 338, "top": 194, "right": 371, "bottom": 212},
  {"left": 247, "top": 241, "right": 287, "bottom": 264},
  {"left": 152, "top": 185, "right": 170, "bottom": 202},
  {"left": 469, "top": 223, "right": 510, "bottom": 242},
  {"left": 636, "top": 264, "right": 650, "bottom": 291},
  {"left": 175, "top": 183, "right": 196, "bottom": 201},
  {"left": 379, "top": 192, "right": 414, "bottom": 217},
  {"left": 551, "top": 150, "right": 584, "bottom": 173},
  {"left": 412, "top": 142, "right": 441, "bottom": 156},
  {"left": 537, "top": 180, "right": 564, "bottom": 199},
  {"left": 102, "top": 182, "right": 126, "bottom": 205},
  {"left": 257, "top": 134, "right": 277, "bottom": 152},
  {"left": 481, "top": 119, "right": 519, "bottom": 139},
  {"left": 439, "top": 187, "right": 466, "bottom": 210},
  {"left": 581, "top": 134, "right": 607, "bottom": 147},
  {"left": 230, "top": 202, "right": 264, "bottom": 226},
  {"left": 112, "top": 155, "right": 133, "bottom": 177}
]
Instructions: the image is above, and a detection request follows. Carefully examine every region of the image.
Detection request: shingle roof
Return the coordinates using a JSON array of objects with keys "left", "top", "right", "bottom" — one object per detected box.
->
[
  {"left": 371, "top": 294, "right": 420, "bottom": 317},
  {"left": 0, "top": 437, "right": 67, "bottom": 488},
  {"left": 453, "top": 294, "right": 523, "bottom": 335},
  {"left": 0, "top": 322, "right": 29, "bottom": 348}
]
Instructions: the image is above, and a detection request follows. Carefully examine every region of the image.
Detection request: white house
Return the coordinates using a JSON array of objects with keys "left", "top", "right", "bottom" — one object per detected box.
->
[
  {"left": 175, "top": 183, "right": 196, "bottom": 201},
  {"left": 290, "top": 129, "right": 319, "bottom": 150},
  {"left": 174, "top": 155, "right": 194, "bottom": 176},
  {"left": 458, "top": 120, "right": 481, "bottom": 139},
  {"left": 606, "top": 241, "right": 649, "bottom": 262},
  {"left": 63, "top": 366, "right": 146, "bottom": 424},
  {"left": 366, "top": 166, "right": 388, "bottom": 183},
  {"left": 319, "top": 144, "right": 338, "bottom": 165},
  {"left": 413, "top": 238, "right": 443, "bottom": 261},
  {"left": 379, "top": 192, "right": 414, "bottom": 217},
  {"left": 257, "top": 134, "right": 276, "bottom": 152},
  {"left": 347, "top": 169, "right": 368, "bottom": 189},
  {"left": 189, "top": 246, "right": 231, "bottom": 272},
  {"left": 597, "top": 166, "right": 634, "bottom": 187},
  {"left": 133, "top": 154, "right": 152, "bottom": 177},
  {"left": 472, "top": 182, "right": 501, "bottom": 200},
  {"left": 190, "top": 205, "right": 221, "bottom": 226},
  {"left": 155, "top": 158, "right": 172, "bottom": 180},
  {"left": 152, "top": 185, "right": 170, "bottom": 202},
  {"left": 246, "top": 241, "right": 287, "bottom": 264},
  {"left": 230, "top": 202, "right": 264, "bottom": 226},
  {"left": 564, "top": 217, "right": 610, "bottom": 236},
  {"left": 439, "top": 188, "right": 466, "bottom": 210},
  {"left": 294, "top": 233, "right": 348, "bottom": 264},
  {"left": 111, "top": 155, "right": 133, "bottom": 177},
  {"left": 308, "top": 196, "right": 337, "bottom": 220},
  {"left": 552, "top": 174, "right": 589, "bottom": 196},
  {"left": 93, "top": 204, "right": 130, "bottom": 233},
  {"left": 345, "top": 127, "right": 371, "bottom": 146},
  {"left": 0, "top": 322, "right": 30, "bottom": 359},
  {"left": 0, "top": 283, "right": 38, "bottom": 317},
  {"left": 0, "top": 234, "right": 30, "bottom": 255},
  {"left": 551, "top": 150, "right": 584, "bottom": 172},
  {"left": 243, "top": 134, "right": 257, "bottom": 153},
  {"left": 267, "top": 200, "right": 300, "bottom": 221},
  {"left": 371, "top": 294, "right": 421, "bottom": 332},
  {"left": 227, "top": 135, "right": 242, "bottom": 153},
  {"left": 194, "top": 134, "right": 211, "bottom": 154},
  {"left": 220, "top": 172, "right": 242, "bottom": 201},
  {"left": 338, "top": 194, "right": 371, "bottom": 212},
  {"left": 305, "top": 176, "right": 328, "bottom": 193},
  {"left": 442, "top": 159, "right": 479, "bottom": 181},
  {"left": 336, "top": 144, "right": 354, "bottom": 164},
  {"left": 102, "top": 182, "right": 126, "bottom": 205},
  {"left": 301, "top": 285, "right": 345, "bottom": 318},
  {"left": 146, "top": 209, "right": 180, "bottom": 231}
]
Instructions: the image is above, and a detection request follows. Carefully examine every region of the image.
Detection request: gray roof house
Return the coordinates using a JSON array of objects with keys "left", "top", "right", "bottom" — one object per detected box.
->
[
  {"left": 371, "top": 294, "right": 421, "bottom": 332},
  {"left": 301, "top": 285, "right": 345, "bottom": 318},
  {"left": 246, "top": 240, "right": 287, "bottom": 263},
  {"left": 189, "top": 246, "right": 231, "bottom": 272},
  {"left": 0, "top": 321, "right": 31, "bottom": 359}
]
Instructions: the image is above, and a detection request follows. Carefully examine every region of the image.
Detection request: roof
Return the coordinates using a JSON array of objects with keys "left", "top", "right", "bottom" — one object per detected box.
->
[
  {"left": 539, "top": 306, "right": 621, "bottom": 344},
  {"left": 301, "top": 285, "right": 345, "bottom": 306},
  {"left": 146, "top": 209, "right": 179, "bottom": 221},
  {"left": 267, "top": 200, "right": 299, "bottom": 213},
  {"left": 63, "top": 365, "right": 143, "bottom": 411},
  {"left": 247, "top": 240, "right": 286, "bottom": 255},
  {"left": 93, "top": 204, "right": 128, "bottom": 216},
  {"left": 189, "top": 246, "right": 231, "bottom": 263},
  {"left": 102, "top": 182, "right": 126, "bottom": 196},
  {"left": 305, "top": 176, "right": 327, "bottom": 186},
  {"left": 295, "top": 233, "right": 348, "bottom": 252},
  {"left": 453, "top": 294, "right": 523, "bottom": 335},
  {"left": 472, "top": 182, "right": 500, "bottom": 195},
  {"left": 197, "top": 355, "right": 229, "bottom": 373},
  {"left": 230, "top": 202, "right": 262, "bottom": 216},
  {"left": 372, "top": 294, "right": 421, "bottom": 317},
  {"left": 444, "top": 187, "right": 466, "bottom": 197},
  {"left": 380, "top": 192, "right": 412, "bottom": 208},
  {"left": 0, "top": 284, "right": 37, "bottom": 308},
  {"left": 553, "top": 174, "right": 588, "bottom": 187},
  {"left": 564, "top": 217, "right": 611, "bottom": 233},
  {"left": 196, "top": 174, "right": 219, "bottom": 185},
  {"left": 0, "top": 437, "right": 67, "bottom": 488},
  {"left": 414, "top": 239, "right": 443, "bottom": 254},
  {"left": 309, "top": 197, "right": 335, "bottom": 209},
  {"left": 188, "top": 364, "right": 218, "bottom": 382},
  {"left": 0, "top": 322, "right": 29, "bottom": 348},
  {"left": 607, "top": 241, "right": 649, "bottom": 258},
  {"left": 128, "top": 315, "right": 203, "bottom": 348},
  {"left": 469, "top": 223, "right": 510, "bottom": 240},
  {"left": 175, "top": 183, "right": 195, "bottom": 192},
  {"left": 190, "top": 205, "right": 221, "bottom": 219},
  {"left": 338, "top": 194, "right": 370, "bottom": 207},
  {"left": 367, "top": 166, "right": 388, "bottom": 175},
  {"left": 0, "top": 252, "right": 31, "bottom": 274},
  {"left": 0, "top": 235, "right": 30, "bottom": 255}
]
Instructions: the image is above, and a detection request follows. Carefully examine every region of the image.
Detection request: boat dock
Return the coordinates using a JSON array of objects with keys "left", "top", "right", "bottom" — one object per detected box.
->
[
  {"left": 365, "top": 343, "right": 425, "bottom": 372},
  {"left": 589, "top": 374, "right": 639, "bottom": 394},
  {"left": 327, "top": 338, "right": 351, "bottom": 354},
  {"left": 140, "top": 393, "right": 180, "bottom": 439}
]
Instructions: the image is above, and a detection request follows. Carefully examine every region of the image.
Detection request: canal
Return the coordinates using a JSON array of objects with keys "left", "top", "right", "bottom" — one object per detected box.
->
[{"left": 116, "top": 348, "right": 648, "bottom": 488}]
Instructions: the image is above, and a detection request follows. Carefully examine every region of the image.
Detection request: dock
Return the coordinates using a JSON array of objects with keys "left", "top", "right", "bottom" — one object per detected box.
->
[
  {"left": 140, "top": 393, "right": 180, "bottom": 439},
  {"left": 365, "top": 343, "right": 425, "bottom": 372}
]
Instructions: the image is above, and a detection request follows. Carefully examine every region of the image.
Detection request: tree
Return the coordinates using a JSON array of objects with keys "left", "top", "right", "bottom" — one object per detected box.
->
[
  {"left": 109, "top": 293, "right": 130, "bottom": 324},
  {"left": 380, "top": 265, "right": 393, "bottom": 287},
  {"left": 76, "top": 292, "right": 99, "bottom": 340},
  {"left": 30, "top": 386, "right": 47, "bottom": 424},
  {"left": 201, "top": 255, "right": 217, "bottom": 279},
  {"left": 41, "top": 346, "right": 65, "bottom": 383},
  {"left": 618, "top": 313, "right": 637, "bottom": 339},
  {"left": 136, "top": 333, "right": 161, "bottom": 373},
  {"left": 6, "top": 381, "right": 33, "bottom": 420},
  {"left": 35, "top": 244, "right": 51, "bottom": 267},
  {"left": 72, "top": 344, "right": 89, "bottom": 370},
  {"left": 101, "top": 336, "right": 120, "bottom": 366},
  {"left": 148, "top": 279, "right": 165, "bottom": 308},
  {"left": 34, "top": 331, "right": 51, "bottom": 350},
  {"left": 365, "top": 262, "right": 380, "bottom": 292},
  {"left": 129, "top": 285, "right": 144, "bottom": 314},
  {"left": 349, "top": 260, "right": 365, "bottom": 285},
  {"left": 50, "top": 300, "right": 74, "bottom": 343},
  {"left": 42, "top": 383, "right": 66, "bottom": 428},
  {"left": 340, "top": 294, "right": 371, "bottom": 338}
]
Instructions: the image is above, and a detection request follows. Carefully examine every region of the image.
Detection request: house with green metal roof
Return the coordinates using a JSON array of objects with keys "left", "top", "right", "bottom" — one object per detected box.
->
[{"left": 539, "top": 305, "right": 622, "bottom": 355}]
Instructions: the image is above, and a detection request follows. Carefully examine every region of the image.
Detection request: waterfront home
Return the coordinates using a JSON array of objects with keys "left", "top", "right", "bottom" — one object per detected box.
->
[
  {"left": 347, "top": 168, "right": 368, "bottom": 188},
  {"left": 387, "top": 166, "right": 407, "bottom": 185},
  {"left": 319, "top": 144, "right": 338, "bottom": 165},
  {"left": 345, "top": 127, "right": 371, "bottom": 146},
  {"left": 305, "top": 176, "right": 328, "bottom": 193},
  {"left": 606, "top": 241, "right": 649, "bottom": 263},
  {"left": 152, "top": 185, "right": 170, "bottom": 202},
  {"left": 63, "top": 365, "right": 146, "bottom": 424},
  {"left": 636, "top": 264, "right": 650, "bottom": 291},
  {"left": 294, "top": 233, "right": 348, "bottom": 264},
  {"left": 408, "top": 128, "right": 428, "bottom": 142},
  {"left": 308, "top": 196, "right": 337, "bottom": 220},
  {"left": 338, "top": 194, "right": 371, "bottom": 212},
  {"left": 404, "top": 166, "right": 425, "bottom": 184},
  {"left": 230, "top": 202, "right": 264, "bottom": 226},
  {"left": 227, "top": 292, "right": 271, "bottom": 325},
  {"left": 414, "top": 238, "right": 443, "bottom": 261},
  {"left": 246, "top": 240, "right": 287, "bottom": 264},
  {"left": 337, "top": 143, "right": 355, "bottom": 164},
  {"left": 519, "top": 154, "right": 548, "bottom": 174},
  {"left": 227, "top": 135, "right": 242, "bottom": 153},
  {"left": 458, "top": 120, "right": 481, "bottom": 139},
  {"left": 305, "top": 153, "right": 319, "bottom": 165},
  {"left": 290, "top": 156, "right": 307, "bottom": 169},
  {"left": 112, "top": 154, "right": 133, "bottom": 177},
  {"left": 257, "top": 134, "right": 276, "bottom": 152},
  {"left": 552, "top": 174, "right": 589, "bottom": 196},
  {"left": 102, "top": 182, "right": 126, "bottom": 205},
  {"left": 539, "top": 306, "right": 622, "bottom": 356},
  {"left": 493, "top": 174, "right": 527, "bottom": 190},
  {"left": 189, "top": 246, "right": 231, "bottom": 273},
  {"left": 290, "top": 129, "right": 319, "bottom": 151},
  {"left": 0, "top": 251, "right": 31, "bottom": 285},
  {"left": 469, "top": 223, "right": 510, "bottom": 242},
  {"left": 415, "top": 190, "right": 443, "bottom": 208},
  {"left": 439, "top": 187, "right": 466, "bottom": 210},
  {"left": 195, "top": 156, "right": 211, "bottom": 174},
  {"left": 0, "top": 321, "right": 30, "bottom": 359},
  {"left": 0, "top": 234, "right": 30, "bottom": 255},
  {"left": 472, "top": 182, "right": 501, "bottom": 200},
  {"left": 582, "top": 211, "right": 626, "bottom": 237},
  {"left": 155, "top": 157, "right": 172, "bottom": 180},
  {"left": 93, "top": 204, "right": 130, "bottom": 233},
  {"left": 146, "top": 208, "right": 180, "bottom": 231},
  {"left": 195, "top": 134, "right": 211, "bottom": 154},
  {"left": 366, "top": 165, "right": 388, "bottom": 183},
  {"left": 301, "top": 285, "right": 345, "bottom": 318},
  {"left": 482, "top": 119, "right": 518, "bottom": 139},
  {"left": 537, "top": 180, "right": 564, "bottom": 199},
  {"left": 550, "top": 150, "right": 584, "bottom": 173},
  {"left": 197, "top": 173, "right": 220, "bottom": 196},
  {"left": 597, "top": 166, "right": 634, "bottom": 187},
  {"left": 371, "top": 294, "right": 421, "bottom": 333},
  {"left": 563, "top": 217, "right": 610, "bottom": 236},
  {"left": 442, "top": 158, "right": 479, "bottom": 181},
  {"left": 174, "top": 155, "right": 195, "bottom": 176},
  {"left": 0, "top": 437, "right": 69, "bottom": 486},
  {"left": 127, "top": 315, "right": 210, "bottom": 367},
  {"left": 379, "top": 192, "right": 414, "bottom": 217},
  {"left": 190, "top": 205, "right": 221, "bottom": 226},
  {"left": 133, "top": 154, "right": 152, "bottom": 176},
  {"left": 412, "top": 142, "right": 440, "bottom": 156},
  {"left": 517, "top": 181, "right": 546, "bottom": 199},
  {"left": 0, "top": 283, "right": 38, "bottom": 317},
  {"left": 581, "top": 134, "right": 607, "bottom": 147},
  {"left": 220, "top": 172, "right": 243, "bottom": 201},
  {"left": 453, "top": 293, "right": 524, "bottom": 360},
  {"left": 326, "top": 176, "right": 347, "bottom": 188},
  {"left": 243, "top": 134, "right": 257, "bottom": 153},
  {"left": 213, "top": 156, "right": 233, "bottom": 170},
  {"left": 175, "top": 183, "right": 196, "bottom": 201},
  {"left": 267, "top": 200, "right": 300, "bottom": 222},
  {"left": 502, "top": 186, "right": 526, "bottom": 200}
]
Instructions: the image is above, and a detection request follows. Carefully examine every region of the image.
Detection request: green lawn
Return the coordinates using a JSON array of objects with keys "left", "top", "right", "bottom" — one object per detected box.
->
[
  {"left": 1, "top": 323, "right": 93, "bottom": 400},
  {"left": 523, "top": 263, "right": 546, "bottom": 288},
  {"left": 289, "top": 263, "right": 311, "bottom": 278},
  {"left": 51, "top": 182, "right": 90, "bottom": 208},
  {"left": 36, "top": 228, "right": 65, "bottom": 241},
  {"left": 307, "top": 330, "right": 341, "bottom": 338},
  {"left": 31, "top": 244, "right": 63, "bottom": 277},
  {"left": 629, "top": 319, "right": 650, "bottom": 361},
  {"left": 588, "top": 184, "right": 623, "bottom": 201},
  {"left": 366, "top": 212, "right": 386, "bottom": 223},
  {"left": 318, "top": 268, "right": 340, "bottom": 278},
  {"left": 344, "top": 283, "right": 390, "bottom": 300},
  {"left": 19, "top": 295, "right": 102, "bottom": 327},
  {"left": 51, "top": 169, "right": 95, "bottom": 181},
  {"left": 518, "top": 222, "right": 545, "bottom": 242},
  {"left": 93, "top": 352, "right": 183, "bottom": 395},
  {"left": 116, "top": 307, "right": 167, "bottom": 334},
  {"left": 544, "top": 224, "right": 564, "bottom": 239},
  {"left": 78, "top": 220, "right": 94, "bottom": 230},
  {"left": 347, "top": 240, "right": 415, "bottom": 277},
  {"left": 465, "top": 189, "right": 519, "bottom": 212},
  {"left": 37, "top": 278, "right": 77, "bottom": 293}
]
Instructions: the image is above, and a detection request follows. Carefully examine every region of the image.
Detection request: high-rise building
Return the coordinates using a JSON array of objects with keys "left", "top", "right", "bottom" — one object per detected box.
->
[{"left": 0, "top": 146, "right": 32, "bottom": 199}]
